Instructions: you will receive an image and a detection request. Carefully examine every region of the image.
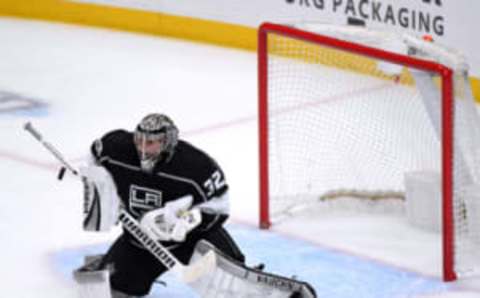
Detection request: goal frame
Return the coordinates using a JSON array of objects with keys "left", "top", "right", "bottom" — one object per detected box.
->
[{"left": 257, "top": 22, "right": 455, "bottom": 281}]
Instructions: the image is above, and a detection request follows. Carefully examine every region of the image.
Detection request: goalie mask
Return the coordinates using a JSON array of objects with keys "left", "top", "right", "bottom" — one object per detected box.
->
[{"left": 134, "top": 113, "right": 179, "bottom": 172}]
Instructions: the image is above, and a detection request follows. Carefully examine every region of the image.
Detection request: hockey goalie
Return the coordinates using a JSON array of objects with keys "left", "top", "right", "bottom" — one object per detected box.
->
[{"left": 72, "top": 113, "right": 317, "bottom": 298}]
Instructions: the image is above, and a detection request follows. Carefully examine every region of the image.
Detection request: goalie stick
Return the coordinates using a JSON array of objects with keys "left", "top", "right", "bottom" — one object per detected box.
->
[
  {"left": 23, "top": 122, "right": 217, "bottom": 283},
  {"left": 24, "top": 122, "right": 77, "bottom": 178}
]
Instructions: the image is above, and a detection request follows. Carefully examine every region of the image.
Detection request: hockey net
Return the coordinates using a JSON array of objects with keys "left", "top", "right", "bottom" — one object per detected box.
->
[{"left": 258, "top": 22, "right": 480, "bottom": 281}]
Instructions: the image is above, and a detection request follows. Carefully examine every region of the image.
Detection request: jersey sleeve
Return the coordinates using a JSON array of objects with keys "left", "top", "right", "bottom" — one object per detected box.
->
[
  {"left": 190, "top": 153, "right": 230, "bottom": 233},
  {"left": 200, "top": 165, "right": 228, "bottom": 200}
]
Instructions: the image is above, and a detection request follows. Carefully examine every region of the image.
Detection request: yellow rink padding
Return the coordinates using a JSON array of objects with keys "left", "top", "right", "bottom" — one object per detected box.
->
[
  {"left": 0, "top": 0, "right": 478, "bottom": 101},
  {"left": 0, "top": 0, "right": 256, "bottom": 50},
  {"left": 471, "top": 78, "right": 480, "bottom": 101}
]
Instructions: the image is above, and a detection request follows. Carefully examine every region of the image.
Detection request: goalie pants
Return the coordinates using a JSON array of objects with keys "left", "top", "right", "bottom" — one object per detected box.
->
[{"left": 100, "top": 227, "right": 245, "bottom": 296}]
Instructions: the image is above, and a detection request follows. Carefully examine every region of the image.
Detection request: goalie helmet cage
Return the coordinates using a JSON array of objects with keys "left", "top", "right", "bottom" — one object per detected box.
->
[{"left": 258, "top": 22, "right": 480, "bottom": 282}]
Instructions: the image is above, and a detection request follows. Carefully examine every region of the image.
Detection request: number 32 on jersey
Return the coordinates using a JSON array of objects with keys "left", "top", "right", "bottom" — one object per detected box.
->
[{"left": 203, "top": 170, "right": 226, "bottom": 196}]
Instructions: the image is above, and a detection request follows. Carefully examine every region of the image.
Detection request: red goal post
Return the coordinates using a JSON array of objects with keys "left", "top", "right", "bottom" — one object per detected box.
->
[{"left": 257, "top": 22, "right": 462, "bottom": 280}]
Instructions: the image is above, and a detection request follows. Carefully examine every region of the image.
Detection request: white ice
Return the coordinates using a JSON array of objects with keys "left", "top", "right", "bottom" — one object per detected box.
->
[{"left": 0, "top": 17, "right": 479, "bottom": 298}]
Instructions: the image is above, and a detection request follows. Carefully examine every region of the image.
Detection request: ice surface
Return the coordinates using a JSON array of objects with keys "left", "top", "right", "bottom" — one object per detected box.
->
[{"left": 0, "top": 17, "right": 478, "bottom": 297}]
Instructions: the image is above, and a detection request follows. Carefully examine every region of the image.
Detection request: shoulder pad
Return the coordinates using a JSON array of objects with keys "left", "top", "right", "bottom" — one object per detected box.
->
[{"left": 91, "top": 129, "right": 132, "bottom": 160}]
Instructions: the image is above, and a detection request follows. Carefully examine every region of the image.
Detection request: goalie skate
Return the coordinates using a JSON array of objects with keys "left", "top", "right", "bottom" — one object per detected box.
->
[{"left": 73, "top": 255, "right": 112, "bottom": 298}]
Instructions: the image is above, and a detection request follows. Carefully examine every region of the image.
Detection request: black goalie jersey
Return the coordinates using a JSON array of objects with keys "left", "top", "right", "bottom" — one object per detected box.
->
[{"left": 90, "top": 129, "right": 229, "bottom": 240}]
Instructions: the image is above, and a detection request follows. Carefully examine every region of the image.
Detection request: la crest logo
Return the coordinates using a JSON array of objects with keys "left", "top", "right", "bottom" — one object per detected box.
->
[{"left": 129, "top": 185, "right": 162, "bottom": 217}]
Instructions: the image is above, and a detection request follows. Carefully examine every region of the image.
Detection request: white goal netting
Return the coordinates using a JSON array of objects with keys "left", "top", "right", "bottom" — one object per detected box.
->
[{"left": 259, "top": 23, "right": 480, "bottom": 279}]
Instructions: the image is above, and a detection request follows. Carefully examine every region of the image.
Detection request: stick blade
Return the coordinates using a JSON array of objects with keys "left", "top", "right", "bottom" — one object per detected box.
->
[{"left": 57, "top": 167, "right": 66, "bottom": 180}]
